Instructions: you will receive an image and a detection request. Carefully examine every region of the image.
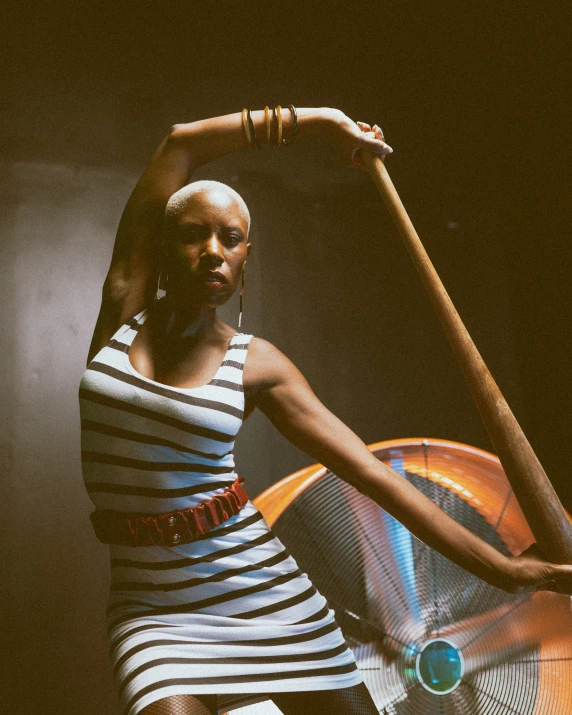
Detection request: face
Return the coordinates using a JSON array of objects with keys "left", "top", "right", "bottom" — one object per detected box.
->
[{"left": 163, "top": 187, "right": 251, "bottom": 309}]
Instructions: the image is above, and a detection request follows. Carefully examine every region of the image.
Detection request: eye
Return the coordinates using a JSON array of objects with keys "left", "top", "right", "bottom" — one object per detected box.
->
[
  {"left": 224, "top": 233, "right": 243, "bottom": 247},
  {"left": 179, "top": 226, "right": 205, "bottom": 243}
]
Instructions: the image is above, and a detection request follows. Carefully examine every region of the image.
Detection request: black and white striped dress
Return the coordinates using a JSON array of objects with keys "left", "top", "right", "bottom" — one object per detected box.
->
[{"left": 79, "top": 306, "right": 362, "bottom": 714}]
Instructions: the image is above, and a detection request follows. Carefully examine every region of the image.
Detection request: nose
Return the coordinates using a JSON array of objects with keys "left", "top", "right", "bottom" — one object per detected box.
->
[{"left": 200, "top": 232, "right": 224, "bottom": 264}]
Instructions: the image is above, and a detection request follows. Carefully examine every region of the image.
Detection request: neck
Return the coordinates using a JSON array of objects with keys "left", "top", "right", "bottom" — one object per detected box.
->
[{"left": 157, "top": 294, "right": 219, "bottom": 340}]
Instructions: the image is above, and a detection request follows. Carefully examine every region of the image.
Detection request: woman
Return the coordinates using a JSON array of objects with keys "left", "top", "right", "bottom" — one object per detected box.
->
[{"left": 80, "top": 106, "right": 572, "bottom": 715}]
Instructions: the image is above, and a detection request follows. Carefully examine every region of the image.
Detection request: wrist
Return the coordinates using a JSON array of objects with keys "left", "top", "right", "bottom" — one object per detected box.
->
[
  {"left": 296, "top": 107, "right": 343, "bottom": 138},
  {"left": 241, "top": 107, "right": 325, "bottom": 148},
  {"left": 495, "top": 555, "right": 525, "bottom": 592}
]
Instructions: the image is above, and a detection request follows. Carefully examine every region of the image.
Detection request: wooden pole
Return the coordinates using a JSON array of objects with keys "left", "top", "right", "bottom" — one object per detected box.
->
[{"left": 361, "top": 151, "right": 572, "bottom": 563}]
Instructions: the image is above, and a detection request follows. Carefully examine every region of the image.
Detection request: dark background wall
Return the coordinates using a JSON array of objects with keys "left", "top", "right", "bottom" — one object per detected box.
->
[{"left": 2, "top": 2, "right": 571, "bottom": 713}]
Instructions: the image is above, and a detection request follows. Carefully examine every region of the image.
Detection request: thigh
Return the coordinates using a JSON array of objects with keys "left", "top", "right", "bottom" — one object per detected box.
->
[
  {"left": 137, "top": 694, "right": 217, "bottom": 715},
  {"left": 270, "top": 682, "right": 378, "bottom": 715}
]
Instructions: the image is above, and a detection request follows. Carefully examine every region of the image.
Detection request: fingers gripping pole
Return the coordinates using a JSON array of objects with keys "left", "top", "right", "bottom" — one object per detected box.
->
[{"left": 360, "top": 151, "right": 572, "bottom": 563}]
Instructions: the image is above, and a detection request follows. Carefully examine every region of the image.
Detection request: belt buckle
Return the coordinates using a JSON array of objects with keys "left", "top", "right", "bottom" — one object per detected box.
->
[{"left": 158, "top": 511, "right": 187, "bottom": 546}]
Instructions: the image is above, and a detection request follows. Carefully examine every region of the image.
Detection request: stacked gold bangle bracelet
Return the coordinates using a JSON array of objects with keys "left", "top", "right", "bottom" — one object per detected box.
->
[{"left": 242, "top": 105, "right": 298, "bottom": 149}]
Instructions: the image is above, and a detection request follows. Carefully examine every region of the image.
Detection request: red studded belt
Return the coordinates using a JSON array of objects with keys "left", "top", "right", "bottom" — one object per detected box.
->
[{"left": 89, "top": 476, "right": 248, "bottom": 547}]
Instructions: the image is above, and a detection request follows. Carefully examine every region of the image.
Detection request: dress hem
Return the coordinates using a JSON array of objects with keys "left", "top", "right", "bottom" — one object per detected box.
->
[{"left": 128, "top": 670, "right": 365, "bottom": 715}]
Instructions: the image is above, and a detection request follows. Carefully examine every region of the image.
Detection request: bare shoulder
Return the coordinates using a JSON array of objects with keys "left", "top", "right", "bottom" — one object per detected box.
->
[{"left": 244, "top": 337, "right": 308, "bottom": 395}]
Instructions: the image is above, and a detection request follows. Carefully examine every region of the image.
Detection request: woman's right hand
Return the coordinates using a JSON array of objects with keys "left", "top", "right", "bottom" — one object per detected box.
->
[
  {"left": 503, "top": 542, "right": 572, "bottom": 595},
  {"left": 321, "top": 108, "right": 393, "bottom": 170}
]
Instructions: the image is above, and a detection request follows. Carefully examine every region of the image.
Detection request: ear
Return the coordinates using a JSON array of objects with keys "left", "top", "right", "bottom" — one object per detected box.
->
[{"left": 246, "top": 242, "right": 252, "bottom": 257}]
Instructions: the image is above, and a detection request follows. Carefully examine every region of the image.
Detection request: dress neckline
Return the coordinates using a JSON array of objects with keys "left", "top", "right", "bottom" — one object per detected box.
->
[{"left": 122, "top": 308, "right": 242, "bottom": 393}]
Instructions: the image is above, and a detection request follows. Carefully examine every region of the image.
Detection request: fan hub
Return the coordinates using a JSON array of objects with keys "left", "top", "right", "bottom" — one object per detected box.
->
[{"left": 415, "top": 637, "right": 464, "bottom": 695}]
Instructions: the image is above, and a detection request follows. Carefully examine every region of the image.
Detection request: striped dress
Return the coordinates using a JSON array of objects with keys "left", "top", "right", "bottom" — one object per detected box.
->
[{"left": 79, "top": 306, "right": 362, "bottom": 715}]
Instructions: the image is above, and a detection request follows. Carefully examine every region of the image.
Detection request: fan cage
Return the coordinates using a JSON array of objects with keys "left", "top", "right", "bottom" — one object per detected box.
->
[{"left": 219, "top": 438, "right": 572, "bottom": 715}]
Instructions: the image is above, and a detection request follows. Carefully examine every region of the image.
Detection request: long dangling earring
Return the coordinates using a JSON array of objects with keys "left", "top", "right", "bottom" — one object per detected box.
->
[
  {"left": 157, "top": 241, "right": 170, "bottom": 302},
  {"left": 238, "top": 265, "right": 246, "bottom": 328},
  {"left": 156, "top": 270, "right": 169, "bottom": 301}
]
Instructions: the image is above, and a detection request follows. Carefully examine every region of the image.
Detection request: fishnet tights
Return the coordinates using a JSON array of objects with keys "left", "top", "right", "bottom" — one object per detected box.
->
[
  {"left": 137, "top": 682, "right": 378, "bottom": 715},
  {"left": 271, "top": 682, "right": 378, "bottom": 714}
]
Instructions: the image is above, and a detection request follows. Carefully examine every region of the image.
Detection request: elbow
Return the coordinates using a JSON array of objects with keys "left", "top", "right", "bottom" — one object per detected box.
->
[
  {"left": 166, "top": 123, "right": 187, "bottom": 146},
  {"left": 167, "top": 124, "right": 181, "bottom": 140},
  {"left": 166, "top": 123, "right": 199, "bottom": 153},
  {"left": 162, "top": 123, "right": 198, "bottom": 167}
]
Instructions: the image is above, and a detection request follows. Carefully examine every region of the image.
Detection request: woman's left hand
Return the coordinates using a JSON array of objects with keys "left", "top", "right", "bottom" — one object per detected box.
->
[
  {"left": 504, "top": 542, "right": 572, "bottom": 595},
  {"left": 322, "top": 108, "right": 393, "bottom": 170}
]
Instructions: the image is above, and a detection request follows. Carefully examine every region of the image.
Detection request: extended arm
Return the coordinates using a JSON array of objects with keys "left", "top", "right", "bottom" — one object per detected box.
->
[
  {"left": 247, "top": 339, "right": 572, "bottom": 594},
  {"left": 87, "top": 107, "right": 391, "bottom": 364}
]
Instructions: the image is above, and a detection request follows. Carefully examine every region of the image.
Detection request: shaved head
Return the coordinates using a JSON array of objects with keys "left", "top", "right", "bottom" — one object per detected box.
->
[{"left": 164, "top": 180, "right": 250, "bottom": 234}]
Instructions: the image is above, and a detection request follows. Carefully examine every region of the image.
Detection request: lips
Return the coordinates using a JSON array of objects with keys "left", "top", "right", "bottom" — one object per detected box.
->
[{"left": 202, "top": 270, "right": 228, "bottom": 285}]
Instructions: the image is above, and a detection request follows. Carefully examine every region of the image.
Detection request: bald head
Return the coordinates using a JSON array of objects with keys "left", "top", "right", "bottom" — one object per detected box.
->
[{"left": 164, "top": 180, "right": 250, "bottom": 235}]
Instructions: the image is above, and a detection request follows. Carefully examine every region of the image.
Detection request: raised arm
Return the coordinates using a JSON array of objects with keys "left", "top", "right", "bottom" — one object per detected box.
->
[
  {"left": 246, "top": 338, "right": 572, "bottom": 595},
  {"left": 87, "top": 107, "right": 391, "bottom": 364}
]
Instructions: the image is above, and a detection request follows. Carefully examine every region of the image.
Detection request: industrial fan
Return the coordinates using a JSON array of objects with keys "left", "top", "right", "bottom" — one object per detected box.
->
[{"left": 218, "top": 438, "right": 572, "bottom": 715}]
